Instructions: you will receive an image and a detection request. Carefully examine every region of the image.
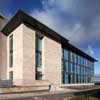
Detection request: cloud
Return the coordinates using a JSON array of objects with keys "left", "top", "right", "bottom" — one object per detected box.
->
[
  {"left": 30, "top": 0, "right": 100, "bottom": 50},
  {"left": 86, "top": 45, "right": 94, "bottom": 56},
  {"left": 95, "top": 73, "right": 100, "bottom": 78},
  {"left": 0, "top": 0, "right": 12, "bottom": 19},
  {"left": 96, "top": 58, "right": 100, "bottom": 62}
]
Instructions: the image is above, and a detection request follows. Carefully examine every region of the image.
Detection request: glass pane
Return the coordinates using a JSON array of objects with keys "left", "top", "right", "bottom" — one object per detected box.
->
[
  {"left": 9, "top": 35, "right": 13, "bottom": 51},
  {"left": 36, "top": 52, "right": 42, "bottom": 67},
  {"left": 9, "top": 71, "right": 13, "bottom": 81},
  {"left": 70, "top": 52, "right": 73, "bottom": 62},
  {"left": 68, "top": 74, "right": 71, "bottom": 84},
  {"left": 65, "top": 61, "right": 68, "bottom": 72},
  {"left": 9, "top": 35, "right": 13, "bottom": 67},
  {"left": 36, "top": 71, "right": 42, "bottom": 80},
  {"left": 63, "top": 49, "right": 69, "bottom": 60},
  {"left": 9, "top": 50, "right": 13, "bottom": 67},
  {"left": 35, "top": 36, "right": 42, "bottom": 68},
  {"left": 36, "top": 37, "right": 42, "bottom": 51}
]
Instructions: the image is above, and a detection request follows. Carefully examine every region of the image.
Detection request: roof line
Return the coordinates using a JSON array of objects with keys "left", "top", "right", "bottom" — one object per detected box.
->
[
  {"left": 0, "top": 13, "right": 7, "bottom": 20},
  {"left": 1, "top": 10, "right": 97, "bottom": 62}
]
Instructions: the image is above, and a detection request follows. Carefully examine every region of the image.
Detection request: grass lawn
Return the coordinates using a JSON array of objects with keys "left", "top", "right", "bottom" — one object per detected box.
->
[{"left": 61, "top": 96, "right": 100, "bottom": 100}]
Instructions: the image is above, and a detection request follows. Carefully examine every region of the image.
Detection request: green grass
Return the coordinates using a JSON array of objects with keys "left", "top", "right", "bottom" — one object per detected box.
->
[{"left": 61, "top": 96, "right": 100, "bottom": 100}]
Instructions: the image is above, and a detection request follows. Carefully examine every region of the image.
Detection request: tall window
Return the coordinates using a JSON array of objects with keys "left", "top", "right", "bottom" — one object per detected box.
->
[
  {"left": 35, "top": 35, "right": 42, "bottom": 68},
  {"left": 62, "top": 48, "right": 69, "bottom": 84},
  {"left": 35, "top": 34, "right": 43, "bottom": 80},
  {"left": 9, "top": 35, "right": 13, "bottom": 67}
]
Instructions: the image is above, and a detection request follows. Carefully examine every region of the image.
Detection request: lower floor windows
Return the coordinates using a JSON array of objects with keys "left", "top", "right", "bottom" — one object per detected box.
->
[
  {"left": 62, "top": 72, "right": 93, "bottom": 84},
  {"left": 9, "top": 71, "right": 13, "bottom": 81},
  {"left": 62, "top": 72, "right": 68, "bottom": 84},
  {"left": 36, "top": 71, "right": 42, "bottom": 80}
]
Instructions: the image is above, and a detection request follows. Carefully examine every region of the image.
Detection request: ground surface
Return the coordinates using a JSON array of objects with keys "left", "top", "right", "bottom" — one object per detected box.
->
[
  {"left": 0, "top": 85, "right": 100, "bottom": 100},
  {"left": 0, "top": 93, "right": 73, "bottom": 100},
  {"left": 5, "top": 92, "right": 73, "bottom": 100},
  {"left": 0, "top": 90, "right": 76, "bottom": 100}
]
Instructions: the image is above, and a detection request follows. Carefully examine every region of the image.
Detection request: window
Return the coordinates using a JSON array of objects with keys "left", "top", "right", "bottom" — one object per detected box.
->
[
  {"left": 77, "top": 65, "right": 80, "bottom": 74},
  {"left": 70, "top": 74, "right": 73, "bottom": 83},
  {"left": 65, "top": 61, "right": 69, "bottom": 72},
  {"left": 74, "top": 75, "right": 77, "bottom": 83},
  {"left": 9, "top": 71, "right": 13, "bottom": 81},
  {"left": 70, "top": 63, "right": 73, "bottom": 73},
  {"left": 78, "top": 56, "right": 80, "bottom": 64},
  {"left": 74, "top": 64, "right": 77, "bottom": 73},
  {"left": 68, "top": 74, "right": 71, "bottom": 84},
  {"left": 78, "top": 75, "right": 80, "bottom": 83},
  {"left": 63, "top": 49, "right": 69, "bottom": 60},
  {"left": 36, "top": 71, "right": 42, "bottom": 80},
  {"left": 35, "top": 35, "right": 42, "bottom": 68},
  {"left": 9, "top": 35, "right": 13, "bottom": 67},
  {"left": 70, "top": 52, "right": 73, "bottom": 62}
]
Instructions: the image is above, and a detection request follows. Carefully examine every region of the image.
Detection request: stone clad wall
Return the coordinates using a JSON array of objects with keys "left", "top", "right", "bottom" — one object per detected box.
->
[
  {"left": 43, "top": 37, "right": 62, "bottom": 85},
  {"left": 7, "top": 24, "right": 23, "bottom": 85},
  {"left": 0, "top": 32, "right": 7, "bottom": 80},
  {"left": 23, "top": 24, "right": 36, "bottom": 80},
  {"left": 0, "top": 23, "right": 62, "bottom": 87}
]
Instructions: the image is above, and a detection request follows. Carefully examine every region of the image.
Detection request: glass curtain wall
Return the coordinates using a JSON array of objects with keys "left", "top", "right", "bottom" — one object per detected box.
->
[{"left": 62, "top": 48, "right": 94, "bottom": 84}]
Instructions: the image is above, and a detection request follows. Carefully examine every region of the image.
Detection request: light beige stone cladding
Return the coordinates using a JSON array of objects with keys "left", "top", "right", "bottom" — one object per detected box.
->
[
  {"left": 22, "top": 24, "right": 36, "bottom": 81},
  {"left": 43, "top": 36, "right": 62, "bottom": 85},
  {"left": 7, "top": 24, "right": 23, "bottom": 85},
  {"left": 7, "top": 23, "right": 36, "bottom": 86},
  {"left": 0, "top": 32, "right": 7, "bottom": 79}
]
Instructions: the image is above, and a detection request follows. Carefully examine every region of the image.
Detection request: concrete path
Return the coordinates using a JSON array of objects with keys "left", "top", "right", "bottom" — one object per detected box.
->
[
  {"left": 0, "top": 89, "right": 77, "bottom": 100},
  {"left": 1, "top": 92, "right": 74, "bottom": 100}
]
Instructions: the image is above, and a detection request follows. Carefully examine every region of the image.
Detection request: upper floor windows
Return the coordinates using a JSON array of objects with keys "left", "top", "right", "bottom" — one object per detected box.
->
[
  {"left": 9, "top": 35, "right": 13, "bottom": 67},
  {"left": 62, "top": 49, "right": 69, "bottom": 60}
]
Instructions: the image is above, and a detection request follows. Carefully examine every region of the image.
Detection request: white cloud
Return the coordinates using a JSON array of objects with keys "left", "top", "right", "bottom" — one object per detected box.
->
[
  {"left": 86, "top": 45, "right": 94, "bottom": 56},
  {"left": 30, "top": 0, "right": 100, "bottom": 49},
  {"left": 96, "top": 58, "right": 100, "bottom": 62},
  {"left": 0, "top": 0, "right": 12, "bottom": 20},
  {"left": 95, "top": 73, "right": 100, "bottom": 78}
]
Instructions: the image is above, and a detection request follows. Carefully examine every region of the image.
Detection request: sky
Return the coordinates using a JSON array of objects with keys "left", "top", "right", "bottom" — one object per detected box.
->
[{"left": 0, "top": 0, "right": 100, "bottom": 81}]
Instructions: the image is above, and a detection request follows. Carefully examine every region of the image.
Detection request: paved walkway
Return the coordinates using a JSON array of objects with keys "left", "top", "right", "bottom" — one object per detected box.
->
[
  {"left": 6, "top": 92, "right": 74, "bottom": 100},
  {"left": 0, "top": 89, "right": 77, "bottom": 100}
]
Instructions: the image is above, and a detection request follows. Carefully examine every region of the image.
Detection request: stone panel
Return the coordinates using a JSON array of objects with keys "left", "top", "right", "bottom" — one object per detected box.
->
[
  {"left": 0, "top": 33, "right": 7, "bottom": 79},
  {"left": 43, "top": 37, "right": 62, "bottom": 85}
]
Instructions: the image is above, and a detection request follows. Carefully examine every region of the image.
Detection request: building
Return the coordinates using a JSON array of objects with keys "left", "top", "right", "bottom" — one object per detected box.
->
[
  {"left": 0, "top": 10, "right": 97, "bottom": 88},
  {"left": 0, "top": 14, "right": 7, "bottom": 30}
]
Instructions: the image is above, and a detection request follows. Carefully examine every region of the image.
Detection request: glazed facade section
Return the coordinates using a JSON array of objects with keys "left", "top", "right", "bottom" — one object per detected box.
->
[{"left": 62, "top": 48, "right": 94, "bottom": 84}]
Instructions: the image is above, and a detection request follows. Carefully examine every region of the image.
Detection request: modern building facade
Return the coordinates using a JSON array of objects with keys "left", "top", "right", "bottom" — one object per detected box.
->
[{"left": 0, "top": 10, "right": 97, "bottom": 87}]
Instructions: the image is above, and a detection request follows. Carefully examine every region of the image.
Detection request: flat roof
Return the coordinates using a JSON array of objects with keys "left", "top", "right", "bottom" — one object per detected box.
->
[{"left": 1, "top": 10, "right": 97, "bottom": 62}]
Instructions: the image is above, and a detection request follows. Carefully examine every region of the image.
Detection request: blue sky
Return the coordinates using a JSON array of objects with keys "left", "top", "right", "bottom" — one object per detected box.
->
[{"left": 0, "top": 0, "right": 100, "bottom": 80}]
